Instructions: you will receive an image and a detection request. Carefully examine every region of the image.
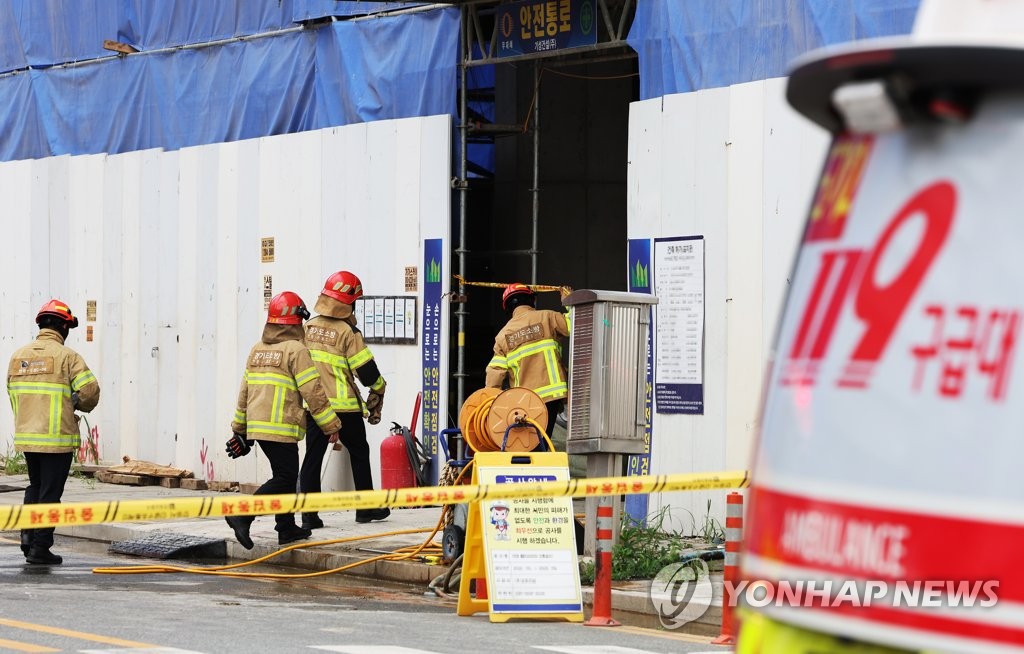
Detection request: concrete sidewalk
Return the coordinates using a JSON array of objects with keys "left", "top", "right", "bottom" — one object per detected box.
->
[{"left": 0, "top": 473, "right": 726, "bottom": 638}]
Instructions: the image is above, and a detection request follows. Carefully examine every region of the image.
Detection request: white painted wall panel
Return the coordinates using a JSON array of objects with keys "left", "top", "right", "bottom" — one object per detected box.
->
[
  {"left": 175, "top": 146, "right": 201, "bottom": 478},
  {"left": 47, "top": 156, "right": 70, "bottom": 301},
  {"left": 100, "top": 153, "right": 125, "bottom": 468},
  {"left": 117, "top": 150, "right": 142, "bottom": 461},
  {"left": 67, "top": 154, "right": 105, "bottom": 462},
  {"left": 626, "top": 99, "right": 663, "bottom": 238},
  {"left": 725, "top": 83, "right": 766, "bottom": 474},
  {"left": 0, "top": 117, "right": 451, "bottom": 488},
  {"left": 0, "top": 161, "right": 34, "bottom": 448},
  {"left": 628, "top": 81, "right": 829, "bottom": 529},
  {"left": 157, "top": 151, "right": 180, "bottom": 467}
]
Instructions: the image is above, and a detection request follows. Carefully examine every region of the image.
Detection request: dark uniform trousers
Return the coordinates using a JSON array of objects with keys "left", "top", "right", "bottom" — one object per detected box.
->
[
  {"left": 254, "top": 440, "right": 300, "bottom": 531},
  {"left": 22, "top": 452, "right": 74, "bottom": 549},
  {"left": 300, "top": 412, "right": 373, "bottom": 497}
]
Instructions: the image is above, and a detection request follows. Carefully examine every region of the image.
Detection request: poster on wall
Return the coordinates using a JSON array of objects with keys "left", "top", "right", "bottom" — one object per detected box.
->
[{"left": 654, "top": 236, "right": 705, "bottom": 414}]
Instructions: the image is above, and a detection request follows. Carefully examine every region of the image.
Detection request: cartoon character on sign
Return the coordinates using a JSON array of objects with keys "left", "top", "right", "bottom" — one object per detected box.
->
[{"left": 490, "top": 501, "right": 510, "bottom": 541}]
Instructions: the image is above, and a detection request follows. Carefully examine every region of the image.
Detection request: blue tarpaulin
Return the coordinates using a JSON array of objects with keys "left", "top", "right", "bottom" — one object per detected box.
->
[
  {"left": 626, "top": 0, "right": 921, "bottom": 100},
  {"left": 0, "top": 1, "right": 457, "bottom": 161}
]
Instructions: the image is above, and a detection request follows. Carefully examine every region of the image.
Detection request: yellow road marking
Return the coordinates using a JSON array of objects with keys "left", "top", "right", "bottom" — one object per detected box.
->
[
  {"left": 614, "top": 624, "right": 720, "bottom": 644},
  {"left": 0, "top": 637, "right": 59, "bottom": 653},
  {"left": 0, "top": 618, "right": 159, "bottom": 648}
]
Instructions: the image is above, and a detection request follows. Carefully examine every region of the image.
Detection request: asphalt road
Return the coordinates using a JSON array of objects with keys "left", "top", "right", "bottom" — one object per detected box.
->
[{"left": 0, "top": 534, "right": 729, "bottom": 654}]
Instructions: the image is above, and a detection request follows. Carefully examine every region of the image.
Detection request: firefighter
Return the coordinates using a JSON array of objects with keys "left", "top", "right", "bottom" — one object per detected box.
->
[
  {"left": 224, "top": 291, "right": 341, "bottom": 549},
  {"left": 8, "top": 300, "right": 100, "bottom": 565},
  {"left": 485, "top": 283, "right": 570, "bottom": 438},
  {"left": 298, "top": 270, "right": 390, "bottom": 528}
]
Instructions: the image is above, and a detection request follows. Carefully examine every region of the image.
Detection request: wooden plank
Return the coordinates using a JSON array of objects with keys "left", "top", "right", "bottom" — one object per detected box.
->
[
  {"left": 157, "top": 477, "right": 180, "bottom": 488},
  {"left": 103, "top": 40, "right": 139, "bottom": 55},
  {"left": 179, "top": 478, "right": 208, "bottom": 491},
  {"left": 238, "top": 483, "right": 260, "bottom": 495},
  {"left": 105, "top": 458, "right": 194, "bottom": 479},
  {"left": 95, "top": 470, "right": 156, "bottom": 486}
]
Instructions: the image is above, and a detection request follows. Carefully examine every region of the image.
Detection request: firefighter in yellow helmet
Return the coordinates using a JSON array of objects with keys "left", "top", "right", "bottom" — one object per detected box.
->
[
  {"left": 8, "top": 300, "right": 100, "bottom": 565},
  {"left": 224, "top": 291, "right": 341, "bottom": 549},
  {"left": 299, "top": 270, "right": 390, "bottom": 528},
  {"left": 485, "top": 283, "right": 570, "bottom": 438}
]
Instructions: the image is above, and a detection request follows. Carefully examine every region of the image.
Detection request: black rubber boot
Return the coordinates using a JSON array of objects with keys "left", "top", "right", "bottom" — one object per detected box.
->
[
  {"left": 20, "top": 530, "right": 31, "bottom": 556},
  {"left": 301, "top": 513, "right": 325, "bottom": 530},
  {"left": 277, "top": 525, "right": 312, "bottom": 545},
  {"left": 355, "top": 508, "right": 390, "bottom": 524},
  {"left": 25, "top": 547, "right": 62, "bottom": 565},
  {"left": 225, "top": 516, "right": 254, "bottom": 549}
]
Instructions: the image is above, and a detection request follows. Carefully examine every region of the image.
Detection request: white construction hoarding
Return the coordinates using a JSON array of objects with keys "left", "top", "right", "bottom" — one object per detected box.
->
[{"left": 0, "top": 116, "right": 451, "bottom": 487}]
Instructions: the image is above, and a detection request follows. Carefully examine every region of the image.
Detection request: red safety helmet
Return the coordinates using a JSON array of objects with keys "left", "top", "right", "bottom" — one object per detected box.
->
[
  {"left": 501, "top": 283, "right": 535, "bottom": 312},
  {"left": 36, "top": 299, "right": 79, "bottom": 329},
  {"left": 266, "top": 291, "right": 310, "bottom": 325},
  {"left": 321, "top": 270, "right": 363, "bottom": 304}
]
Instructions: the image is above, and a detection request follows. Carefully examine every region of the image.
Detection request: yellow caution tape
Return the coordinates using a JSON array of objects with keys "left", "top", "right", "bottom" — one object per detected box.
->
[
  {"left": 1, "top": 470, "right": 748, "bottom": 531},
  {"left": 453, "top": 274, "right": 571, "bottom": 296}
]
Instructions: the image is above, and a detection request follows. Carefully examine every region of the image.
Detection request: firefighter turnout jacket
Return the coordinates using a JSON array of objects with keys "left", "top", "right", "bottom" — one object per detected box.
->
[
  {"left": 305, "top": 299, "right": 386, "bottom": 414},
  {"left": 486, "top": 305, "right": 570, "bottom": 401},
  {"left": 231, "top": 324, "right": 341, "bottom": 442},
  {"left": 7, "top": 328, "right": 100, "bottom": 454}
]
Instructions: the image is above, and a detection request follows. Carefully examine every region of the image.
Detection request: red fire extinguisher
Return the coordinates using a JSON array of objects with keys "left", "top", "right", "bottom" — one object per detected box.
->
[{"left": 379, "top": 393, "right": 421, "bottom": 490}]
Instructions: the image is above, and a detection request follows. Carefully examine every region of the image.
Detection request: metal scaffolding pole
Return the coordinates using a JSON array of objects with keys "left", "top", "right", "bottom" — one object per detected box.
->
[
  {"left": 455, "top": 10, "right": 470, "bottom": 417},
  {"left": 531, "top": 62, "right": 540, "bottom": 285}
]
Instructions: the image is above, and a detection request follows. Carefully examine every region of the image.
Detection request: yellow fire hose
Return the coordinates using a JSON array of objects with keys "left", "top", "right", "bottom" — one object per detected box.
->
[
  {"left": 92, "top": 528, "right": 439, "bottom": 580},
  {"left": 459, "top": 387, "right": 553, "bottom": 453},
  {"left": 93, "top": 405, "right": 557, "bottom": 581}
]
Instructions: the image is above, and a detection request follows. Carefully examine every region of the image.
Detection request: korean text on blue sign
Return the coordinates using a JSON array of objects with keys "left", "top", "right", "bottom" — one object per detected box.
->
[
  {"left": 421, "top": 238, "right": 443, "bottom": 453},
  {"left": 625, "top": 238, "right": 653, "bottom": 524},
  {"left": 496, "top": 0, "right": 597, "bottom": 58},
  {"left": 496, "top": 475, "right": 557, "bottom": 483}
]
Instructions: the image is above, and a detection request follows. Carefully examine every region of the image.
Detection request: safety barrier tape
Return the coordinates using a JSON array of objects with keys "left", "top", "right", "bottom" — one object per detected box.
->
[
  {"left": 0, "top": 470, "right": 749, "bottom": 531},
  {"left": 452, "top": 274, "right": 570, "bottom": 295}
]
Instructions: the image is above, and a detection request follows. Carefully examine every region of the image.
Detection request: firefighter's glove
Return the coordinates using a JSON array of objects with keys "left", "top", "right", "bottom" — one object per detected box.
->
[
  {"left": 71, "top": 392, "right": 81, "bottom": 411},
  {"left": 225, "top": 433, "right": 253, "bottom": 459},
  {"left": 365, "top": 391, "right": 384, "bottom": 425}
]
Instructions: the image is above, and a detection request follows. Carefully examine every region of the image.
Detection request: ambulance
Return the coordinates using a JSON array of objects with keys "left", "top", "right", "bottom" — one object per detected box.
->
[{"left": 740, "top": 1, "right": 1024, "bottom": 651}]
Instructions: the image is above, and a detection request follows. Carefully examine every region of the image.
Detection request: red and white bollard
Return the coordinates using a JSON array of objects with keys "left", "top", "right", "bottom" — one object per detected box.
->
[
  {"left": 584, "top": 495, "right": 620, "bottom": 627},
  {"left": 712, "top": 491, "right": 743, "bottom": 644}
]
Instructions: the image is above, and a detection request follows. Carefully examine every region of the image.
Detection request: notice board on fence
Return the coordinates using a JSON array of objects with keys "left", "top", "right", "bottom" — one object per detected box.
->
[
  {"left": 353, "top": 296, "right": 417, "bottom": 345},
  {"left": 654, "top": 235, "right": 705, "bottom": 414},
  {"left": 475, "top": 451, "right": 583, "bottom": 621}
]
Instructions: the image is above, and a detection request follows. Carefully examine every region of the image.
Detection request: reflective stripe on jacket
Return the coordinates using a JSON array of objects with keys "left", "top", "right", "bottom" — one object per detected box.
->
[
  {"left": 485, "top": 306, "right": 570, "bottom": 401},
  {"left": 305, "top": 315, "right": 385, "bottom": 414},
  {"left": 7, "top": 329, "right": 100, "bottom": 453},
  {"left": 230, "top": 337, "right": 341, "bottom": 443}
]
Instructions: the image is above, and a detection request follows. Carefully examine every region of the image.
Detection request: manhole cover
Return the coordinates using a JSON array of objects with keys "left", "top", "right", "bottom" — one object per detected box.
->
[{"left": 109, "top": 533, "right": 227, "bottom": 560}]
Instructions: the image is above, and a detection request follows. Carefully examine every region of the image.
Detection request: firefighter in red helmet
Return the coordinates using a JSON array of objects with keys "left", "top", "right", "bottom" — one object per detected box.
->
[
  {"left": 225, "top": 291, "right": 341, "bottom": 549},
  {"left": 299, "top": 270, "right": 390, "bottom": 528},
  {"left": 8, "top": 299, "right": 100, "bottom": 565},
  {"left": 486, "top": 283, "right": 571, "bottom": 439}
]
